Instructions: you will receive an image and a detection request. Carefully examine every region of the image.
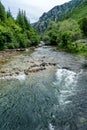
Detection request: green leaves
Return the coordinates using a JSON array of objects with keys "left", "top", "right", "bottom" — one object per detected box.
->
[
  {"left": 42, "top": 19, "right": 82, "bottom": 50},
  {"left": 0, "top": 25, "right": 13, "bottom": 49},
  {"left": 79, "top": 17, "right": 87, "bottom": 36},
  {"left": 16, "top": 9, "right": 30, "bottom": 30},
  {"left": 0, "top": 1, "right": 40, "bottom": 50},
  {"left": 0, "top": 1, "right": 6, "bottom": 22}
]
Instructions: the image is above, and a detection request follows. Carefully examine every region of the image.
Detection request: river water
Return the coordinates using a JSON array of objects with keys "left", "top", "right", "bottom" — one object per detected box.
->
[{"left": 0, "top": 46, "right": 87, "bottom": 130}]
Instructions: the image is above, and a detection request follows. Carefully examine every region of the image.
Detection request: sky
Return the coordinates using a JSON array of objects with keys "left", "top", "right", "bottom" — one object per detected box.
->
[{"left": 1, "top": 0, "right": 70, "bottom": 23}]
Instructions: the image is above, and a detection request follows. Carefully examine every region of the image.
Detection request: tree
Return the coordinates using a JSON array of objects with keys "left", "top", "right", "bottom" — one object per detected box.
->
[
  {"left": 0, "top": 1, "right": 6, "bottom": 22},
  {"left": 23, "top": 11, "right": 30, "bottom": 29},
  {"left": 16, "top": 9, "right": 30, "bottom": 30},
  {"left": 7, "top": 8, "right": 13, "bottom": 19},
  {"left": 79, "top": 17, "right": 87, "bottom": 36},
  {"left": 42, "top": 19, "right": 82, "bottom": 49},
  {"left": 16, "top": 9, "right": 26, "bottom": 29}
]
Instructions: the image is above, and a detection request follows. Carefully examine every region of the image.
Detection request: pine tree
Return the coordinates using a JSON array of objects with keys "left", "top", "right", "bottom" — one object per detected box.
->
[
  {"left": 0, "top": 1, "right": 6, "bottom": 22},
  {"left": 23, "top": 11, "right": 30, "bottom": 29},
  {"left": 7, "top": 8, "right": 13, "bottom": 19},
  {"left": 16, "top": 9, "right": 26, "bottom": 29},
  {"left": 16, "top": 9, "right": 30, "bottom": 30}
]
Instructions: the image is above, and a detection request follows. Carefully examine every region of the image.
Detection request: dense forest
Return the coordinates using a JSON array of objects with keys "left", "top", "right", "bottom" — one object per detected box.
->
[{"left": 0, "top": 1, "right": 40, "bottom": 50}]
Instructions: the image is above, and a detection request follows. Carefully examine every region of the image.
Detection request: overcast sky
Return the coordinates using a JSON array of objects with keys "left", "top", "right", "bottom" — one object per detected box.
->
[{"left": 1, "top": 0, "right": 70, "bottom": 23}]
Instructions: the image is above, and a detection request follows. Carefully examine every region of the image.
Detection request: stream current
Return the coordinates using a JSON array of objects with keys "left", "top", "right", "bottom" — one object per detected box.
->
[{"left": 0, "top": 46, "right": 87, "bottom": 130}]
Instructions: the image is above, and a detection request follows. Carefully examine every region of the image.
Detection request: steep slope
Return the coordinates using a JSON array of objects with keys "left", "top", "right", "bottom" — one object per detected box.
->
[
  {"left": 66, "top": 0, "right": 87, "bottom": 20},
  {"left": 33, "top": 0, "right": 85, "bottom": 33}
]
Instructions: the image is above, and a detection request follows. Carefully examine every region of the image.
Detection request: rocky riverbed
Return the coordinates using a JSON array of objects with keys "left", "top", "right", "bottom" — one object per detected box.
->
[{"left": 0, "top": 47, "right": 57, "bottom": 80}]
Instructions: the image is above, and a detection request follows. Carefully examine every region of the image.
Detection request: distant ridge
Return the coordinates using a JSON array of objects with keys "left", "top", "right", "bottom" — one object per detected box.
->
[{"left": 33, "top": 0, "right": 85, "bottom": 33}]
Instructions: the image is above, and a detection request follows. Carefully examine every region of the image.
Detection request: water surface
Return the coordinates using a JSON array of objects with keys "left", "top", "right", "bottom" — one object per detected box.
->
[{"left": 0, "top": 46, "right": 87, "bottom": 130}]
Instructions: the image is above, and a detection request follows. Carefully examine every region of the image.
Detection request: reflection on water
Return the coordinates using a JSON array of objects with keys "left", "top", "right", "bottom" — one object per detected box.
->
[{"left": 0, "top": 47, "right": 87, "bottom": 130}]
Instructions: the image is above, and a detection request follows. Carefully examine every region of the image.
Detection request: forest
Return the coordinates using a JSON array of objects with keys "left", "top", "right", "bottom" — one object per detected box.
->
[{"left": 0, "top": 1, "right": 40, "bottom": 50}]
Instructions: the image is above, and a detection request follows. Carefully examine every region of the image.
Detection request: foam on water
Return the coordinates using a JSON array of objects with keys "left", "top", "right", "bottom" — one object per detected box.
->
[
  {"left": 56, "top": 69, "right": 77, "bottom": 87},
  {"left": 0, "top": 73, "right": 26, "bottom": 81},
  {"left": 49, "top": 123, "right": 54, "bottom": 130},
  {"left": 15, "top": 74, "right": 26, "bottom": 80},
  {"left": 54, "top": 69, "right": 78, "bottom": 105}
]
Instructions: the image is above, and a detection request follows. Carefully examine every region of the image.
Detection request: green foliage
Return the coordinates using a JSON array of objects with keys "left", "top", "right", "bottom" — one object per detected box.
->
[
  {"left": 16, "top": 9, "right": 26, "bottom": 29},
  {"left": 67, "top": 0, "right": 87, "bottom": 21},
  {"left": 0, "top": 1, "right": 6, "bottom": 22},
  {"left": 43, "top": 21, "right": 59, "bottom": 45},
  {"left": 43, "top": 19, "right": 82, "bottom": 49},
  {"left": 61, "top": 31, "right": 71, "bottom": 48},
  {"left": 16, "top": 33, "right": 30, "bottom": 48},
  {"left": 79, "top": 17, "right": 87, "bottom": 36},
  {"left": 26, "top": 28, "right": 40, "bottom": 46},
  {"left": 0, "top": 1, "right": 40, "bottom": 50},
  {"left": 16, "top": 9, "right": 30, "bottom": 30},
  {"left": 0, "top": 25, "right": 13, "bottom": 49},
  {"left": 7, "top": 8, "right": 13, "bottom": 19},
  {"left": 42, "top": 0, "right": 87, "bottom": 55}
]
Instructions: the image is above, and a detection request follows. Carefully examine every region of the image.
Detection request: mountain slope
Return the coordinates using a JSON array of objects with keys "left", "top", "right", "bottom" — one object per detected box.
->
[
  {"left": 33, "top": 0, "right": 85, "bottom": 33},
  {"left": 66, "top": 0, "right": 87, "bottom": 20}
]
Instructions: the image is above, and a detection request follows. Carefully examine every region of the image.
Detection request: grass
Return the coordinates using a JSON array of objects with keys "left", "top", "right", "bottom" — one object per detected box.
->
[{"left": 67, "top": 0, "right": 87, "bottom": 21}]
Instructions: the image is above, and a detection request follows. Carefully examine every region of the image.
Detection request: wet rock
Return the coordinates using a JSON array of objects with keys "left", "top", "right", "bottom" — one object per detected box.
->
[
  {"left": 79, "top": 117, "right": 87, "bottom": 124},
  {"left": 24, "top": 66, "right": 46, "bottom": 74},
  {"left": 0, "top": 70, "right": 6, "bottom": 73},
  {"left": 30, "top": 64, "right": 39, "bottom": 68},
  {"left": 62, "top": 67, "right": 71, "bottom": 70},
  {"left": 10, "top": 73, "right": 13, "bottom": 76},
  {"left": 48, "top": 63, "right": 56, "bottom": 66},
  {"left": 40, "top": 62, "right": 48, "bottom": 67},
  {"left": 82, "top": 62, "right": 87, "bottom": 69},
  {"left": 24, "top": 70, "right": 29, "bottom": 75},
  {"left": 15, "top": 71, "right": 19, "bottom": 75},
  {"left": 29, "top": 67, "right": 46, "bottom": 73},
  {"left": 42, "top": 56, "right": 45, "bottom": 58}
]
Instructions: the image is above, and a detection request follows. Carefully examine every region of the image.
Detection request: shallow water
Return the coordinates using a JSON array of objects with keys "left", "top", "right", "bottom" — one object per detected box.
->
[{"left": 0, "top": 46, "right": 87, "bottom": 130}]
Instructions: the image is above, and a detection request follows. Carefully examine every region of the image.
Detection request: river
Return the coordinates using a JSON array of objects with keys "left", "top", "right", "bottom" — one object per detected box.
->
[{"left": 0, "top": 46, "right": 87, "bottom": 130}]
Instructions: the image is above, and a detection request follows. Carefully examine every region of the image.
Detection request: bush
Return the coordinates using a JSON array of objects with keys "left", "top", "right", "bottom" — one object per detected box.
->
[
  {"left": 42, "top": 19, "right": 82, "bottom": 50},
  {"left": 0, "top": 25, "right": 13, "bottom": 49},
  {"left": 79, "top": 17, "right": 87, "bottom": 36}
]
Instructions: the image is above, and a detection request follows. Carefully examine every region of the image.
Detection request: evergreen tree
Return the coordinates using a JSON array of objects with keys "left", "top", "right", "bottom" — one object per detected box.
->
[
  {"left": 16, "top": 9, "right": 30, "bottom": 30},
  {"left": 23, "top": 11, "right": 30, "bottom": 29},
  {"left": 7, "top": 8, "right": 13, "bottom": 19},
  {"left": 16, "top": 9, "right": 26, "bottom": 29},
  {"left": 0, "top": 1, "right": 6, "bottom": 22}
]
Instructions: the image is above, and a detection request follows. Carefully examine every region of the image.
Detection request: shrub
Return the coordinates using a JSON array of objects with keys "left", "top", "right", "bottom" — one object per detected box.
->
[{"left": 79, "top": 17, "right": 87, "bottom": 36}]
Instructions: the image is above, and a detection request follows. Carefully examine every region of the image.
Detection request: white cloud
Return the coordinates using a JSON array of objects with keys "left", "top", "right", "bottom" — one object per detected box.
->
[{"left": 2, "top": 0, "right": 70, "bottom": 23}]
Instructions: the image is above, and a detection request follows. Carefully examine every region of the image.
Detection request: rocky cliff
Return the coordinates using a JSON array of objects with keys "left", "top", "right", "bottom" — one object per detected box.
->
[{"left": 33, "top": 0, "right": 85, "bottom": 33}]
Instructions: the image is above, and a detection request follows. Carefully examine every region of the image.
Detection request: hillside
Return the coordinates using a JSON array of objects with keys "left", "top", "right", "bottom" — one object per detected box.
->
[
  {"left": 66, "top": 0, "right": 87, "bottom": 20},
  {"left": 42, "top": 0, "right": 87, "bottom": 55},
  {"left": 33, "top": 0, "right": 85, "bottom": 33}
]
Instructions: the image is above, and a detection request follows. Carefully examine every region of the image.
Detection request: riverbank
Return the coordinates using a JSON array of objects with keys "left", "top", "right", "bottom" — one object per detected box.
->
[
  {"left": 0, "top": 47, "right": 57, "bottom": 80},
  {"left": 0, "top": 45, "right": 87, "bottom": 80}
]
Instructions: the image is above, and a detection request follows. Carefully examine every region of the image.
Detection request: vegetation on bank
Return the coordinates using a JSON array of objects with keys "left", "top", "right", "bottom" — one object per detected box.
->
[
  {"left": 0, "top": 2, "right": 40, "bottom": 50},
  {"left": 0, "top": 0, "right": 87, "bottom": 57},
  {"left": 42, "top": 0, "right": 87, "bottom": 56}
]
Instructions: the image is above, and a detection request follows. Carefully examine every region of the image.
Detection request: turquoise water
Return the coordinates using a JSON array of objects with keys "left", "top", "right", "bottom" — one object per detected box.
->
[{"left": 0, "top": 47, "right": 87, "bottom": 130}]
